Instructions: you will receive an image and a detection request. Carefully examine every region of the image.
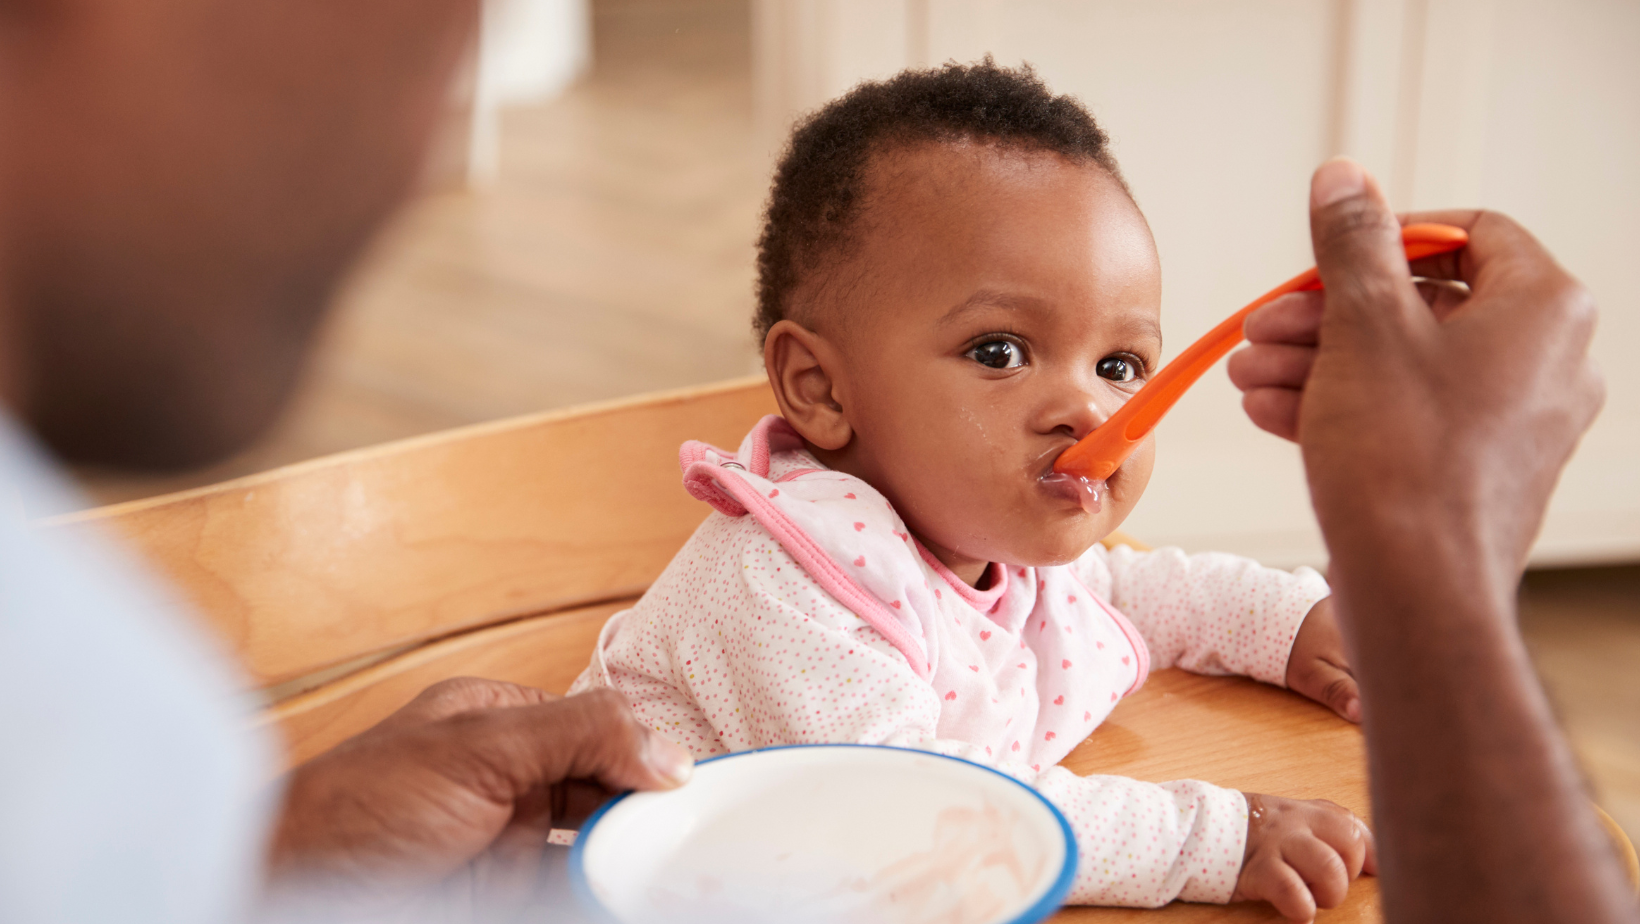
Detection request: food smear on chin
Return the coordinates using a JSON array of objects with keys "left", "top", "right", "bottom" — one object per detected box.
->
[{"left": 1039, "top": 472, "right": 1106, "bottom": 514}]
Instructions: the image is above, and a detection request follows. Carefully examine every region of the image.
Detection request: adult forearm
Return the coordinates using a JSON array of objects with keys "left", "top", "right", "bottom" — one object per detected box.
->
[{"left": 1329, "top": 526, "right": 1634, "bottom": 924}]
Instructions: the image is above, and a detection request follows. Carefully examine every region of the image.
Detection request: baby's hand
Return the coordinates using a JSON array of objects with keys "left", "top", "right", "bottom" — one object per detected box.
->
[
  {"left": 1285, "top": 597, "right": 1361, "bottom": 722},
  {"left": 1233, "top": 793, "right": 1377, "bottom": 921}
]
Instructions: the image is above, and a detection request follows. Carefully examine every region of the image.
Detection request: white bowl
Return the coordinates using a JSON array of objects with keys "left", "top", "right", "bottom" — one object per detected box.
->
[{"left": 571, "top": 744, "right": 1076, "bottom": 924}]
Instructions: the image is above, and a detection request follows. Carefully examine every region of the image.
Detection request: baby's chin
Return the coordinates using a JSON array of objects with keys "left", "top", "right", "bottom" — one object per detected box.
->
[
  {"left": 911, "top": 476, "right": 1136, "bottom": 569},
  {"left": 1018, "top": 535, "right": 1105, "bottom": 568},
  {"left": 966, "top": 512, "right": 1113, "bottom": 569}
]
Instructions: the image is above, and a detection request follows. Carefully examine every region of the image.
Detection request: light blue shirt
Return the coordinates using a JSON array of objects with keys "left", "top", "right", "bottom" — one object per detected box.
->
[{"left": 0, "top": 417, "right": 273, "bottom": 923}]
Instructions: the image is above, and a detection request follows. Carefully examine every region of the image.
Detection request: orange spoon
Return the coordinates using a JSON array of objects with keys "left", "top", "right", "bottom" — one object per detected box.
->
[{"left": 1052, "top": 223, "right": 1469, "bottom": 482}]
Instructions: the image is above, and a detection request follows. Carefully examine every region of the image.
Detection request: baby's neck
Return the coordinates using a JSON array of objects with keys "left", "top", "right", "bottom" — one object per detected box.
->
[{"left": 918, "top": 535, "right": 993, "bottom": 588}]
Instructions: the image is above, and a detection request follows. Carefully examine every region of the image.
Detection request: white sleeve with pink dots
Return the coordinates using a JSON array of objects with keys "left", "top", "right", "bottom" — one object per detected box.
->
[
  {"left": 1076, "top": 543, "right": 1331, "bottom": 685},
  {"left": 572, "top": 515, "right": 1247, "bottom": 907}
]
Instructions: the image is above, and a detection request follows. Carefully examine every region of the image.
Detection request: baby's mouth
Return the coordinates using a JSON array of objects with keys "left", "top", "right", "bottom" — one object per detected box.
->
[
  {"left": 1035, "top": 446, "right": 1106, "bottom": 514},
  {"left": 1038, "top": 469, "right": 1105, "bottom": 514}
]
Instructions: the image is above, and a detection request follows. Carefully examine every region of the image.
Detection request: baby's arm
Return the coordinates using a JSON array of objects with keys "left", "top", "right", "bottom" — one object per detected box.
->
[
  {"left": 1028, "top": 764, "right": 1246, "bottom": 905},
  {"left": 1077, "top": 543, "right": 1330, "bottom": 685}
]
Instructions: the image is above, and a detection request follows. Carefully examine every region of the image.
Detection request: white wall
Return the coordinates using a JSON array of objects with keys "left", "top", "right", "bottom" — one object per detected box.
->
[
  {"left": 480, "top": 0, "right": 592, "bottom": 105},
  {"left": 467, "top": 0, "right": 593, "bottom": 185},
  {"left": 752, "top": 0, "right": 1640, "bottom": 569}
]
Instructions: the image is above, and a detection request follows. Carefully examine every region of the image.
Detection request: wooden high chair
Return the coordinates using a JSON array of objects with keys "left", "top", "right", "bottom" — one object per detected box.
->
[{"left": 50, "top": 375, "right": 1638, "bottom": 922}]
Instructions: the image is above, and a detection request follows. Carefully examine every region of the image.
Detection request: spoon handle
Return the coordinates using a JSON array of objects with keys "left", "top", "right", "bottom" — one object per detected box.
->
[{"left": 1052, "top": 223, "right": 1469, "bottom": 481}]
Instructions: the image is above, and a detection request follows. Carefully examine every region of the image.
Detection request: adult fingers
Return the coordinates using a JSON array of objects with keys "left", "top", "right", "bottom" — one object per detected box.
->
[
  {"left": 1243, "top": 291, "right": 1324, "bottom": 346},
  {"left": 1398, "top": 209, "right": 1538, "bottom": 285},
  {"left": 1228, "top": 344, "right": 1316, "bottom": 393},
  {"left": 382, "top": 677, "right": 559, "bottom": 730},
  {"left": 1409, "top": 207, "right": 1602, "bottom": 438},
  {"left": 1308, "top": 158, "right": 1421, "bottom": 335},
  {"left": 1241, "top": 389, "right": 1302, "bottom": 442},
  {"left": 440, "top": 688, "right": 694, "bottom": 804},
  {"left": 471, "top": 779, "right": 614, "bottom": 890},
  {"left": 1231, "top": 296, "right": 1320, "bottom": 443},
  {"left": 554, "top": 779, "right": 620, "bottom": 830},
  {"left": 1413, "top": 279, "right": 1472, "bottom": 321},
  {"left": 1282, "top": 836, "right": 1351, "bottom": 910},
  {"left": 475, "top": 784, "right": 561, "bottom": 902},
  {"left": 1402, "top": 208, "right": 1573, "bottom": 338},
  {"left": 1395, "top": 208, "right": 1486, "bottom": 283}
]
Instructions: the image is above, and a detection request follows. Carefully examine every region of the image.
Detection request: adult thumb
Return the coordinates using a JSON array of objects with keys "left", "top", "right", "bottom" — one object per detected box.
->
[{"left": 1308, "top": 158, "right": 1419, "bottom": 334}]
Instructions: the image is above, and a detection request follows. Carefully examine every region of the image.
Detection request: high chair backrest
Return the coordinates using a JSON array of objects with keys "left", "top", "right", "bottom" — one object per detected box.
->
[
  {"left": 50, "top": 376, "right": 781, "bottom": 690},
  {"left": 52, "top": 375, "right": 1150, "bottom": 766}
]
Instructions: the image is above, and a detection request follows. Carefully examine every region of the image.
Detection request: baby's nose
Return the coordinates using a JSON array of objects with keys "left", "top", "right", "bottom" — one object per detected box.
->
[{"left": 1045, "top": 391, "right": 1112, "bottom": 441}]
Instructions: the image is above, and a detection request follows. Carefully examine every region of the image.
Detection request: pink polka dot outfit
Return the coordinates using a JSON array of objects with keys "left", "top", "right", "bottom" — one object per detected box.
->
[{"left": 570, "top": 416, "right": 1330, "bottom": 908}]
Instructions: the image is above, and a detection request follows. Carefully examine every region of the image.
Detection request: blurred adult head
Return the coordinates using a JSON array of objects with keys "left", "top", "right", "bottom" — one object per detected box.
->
[{"left": 0, "top": 0, "right": 477, "bottom": 468}]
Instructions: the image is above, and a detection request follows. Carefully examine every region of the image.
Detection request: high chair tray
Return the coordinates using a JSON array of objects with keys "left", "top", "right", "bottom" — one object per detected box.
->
[{"left": 1051, "top": 668, "right": 1374, "bottom": 921}]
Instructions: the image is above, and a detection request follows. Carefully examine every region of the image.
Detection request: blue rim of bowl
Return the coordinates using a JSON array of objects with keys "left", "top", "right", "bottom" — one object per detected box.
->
[{"left": 568, "top": 742, "right": 1078, "bottom": 924}]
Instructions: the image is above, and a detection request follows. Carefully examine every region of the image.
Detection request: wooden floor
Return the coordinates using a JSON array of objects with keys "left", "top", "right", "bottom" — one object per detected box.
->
[
  {"left": 1519, "top": 565, "right": 1640, "bottom": 849},
  {"left": 69, "top": 0, "right": 1639, "bottom": 871}
]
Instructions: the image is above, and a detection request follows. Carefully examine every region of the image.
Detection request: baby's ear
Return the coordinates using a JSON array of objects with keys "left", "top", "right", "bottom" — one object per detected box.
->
[{"left": 763, "top": 319, "right": 852, "bottom": 451}]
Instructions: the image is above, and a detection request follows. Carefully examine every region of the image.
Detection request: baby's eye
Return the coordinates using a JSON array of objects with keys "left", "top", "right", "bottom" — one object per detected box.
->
[
  {"left": 1097, "top": 355, "right": 1140, "bottom": 383},
  {"left": 967, "top": 339, "right": 1025, "bottom": 370}
]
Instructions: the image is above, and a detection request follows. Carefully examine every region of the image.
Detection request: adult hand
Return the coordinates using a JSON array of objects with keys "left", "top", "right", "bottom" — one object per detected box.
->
[
  {"left": 1229, "top": 161, "right": 1631, "bottom": 924},
  {"left": 267, "top": 679, "right": 693, "bottom": 908},
  {"left": 1228, "top": 159, "right": 1603, "bottom": 584}
]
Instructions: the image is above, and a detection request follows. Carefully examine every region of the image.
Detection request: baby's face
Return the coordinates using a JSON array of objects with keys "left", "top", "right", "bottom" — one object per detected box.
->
[{"left": 804, "top": 142, "right": 1162, "bottom": 575}]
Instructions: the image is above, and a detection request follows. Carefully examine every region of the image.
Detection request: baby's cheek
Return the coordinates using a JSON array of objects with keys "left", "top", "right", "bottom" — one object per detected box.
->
[
  {"left": 1110, "top": 439, "right": 1156, "bottom": 505},
  {"left": 887, "top": 464, "right": 1008, "bottom": 553}
]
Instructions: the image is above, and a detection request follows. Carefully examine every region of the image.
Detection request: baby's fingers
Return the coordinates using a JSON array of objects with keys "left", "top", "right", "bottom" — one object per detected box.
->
[
  {"left": 1334, "top": 811, "right": 1378, "bottom": 879},
  {"left": 1309, "top": 802, "right": 1376, "bottom": 881},
  {"left": 1238, "top": 859, "right": 1317, "bottom": 922},
  {"left": 1290, "top": 657, "right": 1361, "bottom": 724},
  {"left": 1283, "top": 836, "right": 1352, "bottom": 910}
]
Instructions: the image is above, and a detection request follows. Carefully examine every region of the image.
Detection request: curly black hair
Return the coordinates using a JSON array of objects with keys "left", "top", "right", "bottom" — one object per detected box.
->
[{"left": 753, "top": 58, "right": 1126, "bottom": 346}]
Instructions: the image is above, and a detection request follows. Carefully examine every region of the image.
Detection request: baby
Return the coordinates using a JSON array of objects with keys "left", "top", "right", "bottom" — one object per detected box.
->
[{"left": 572, "top": 61, "right": 1373, "bottom": 918}]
